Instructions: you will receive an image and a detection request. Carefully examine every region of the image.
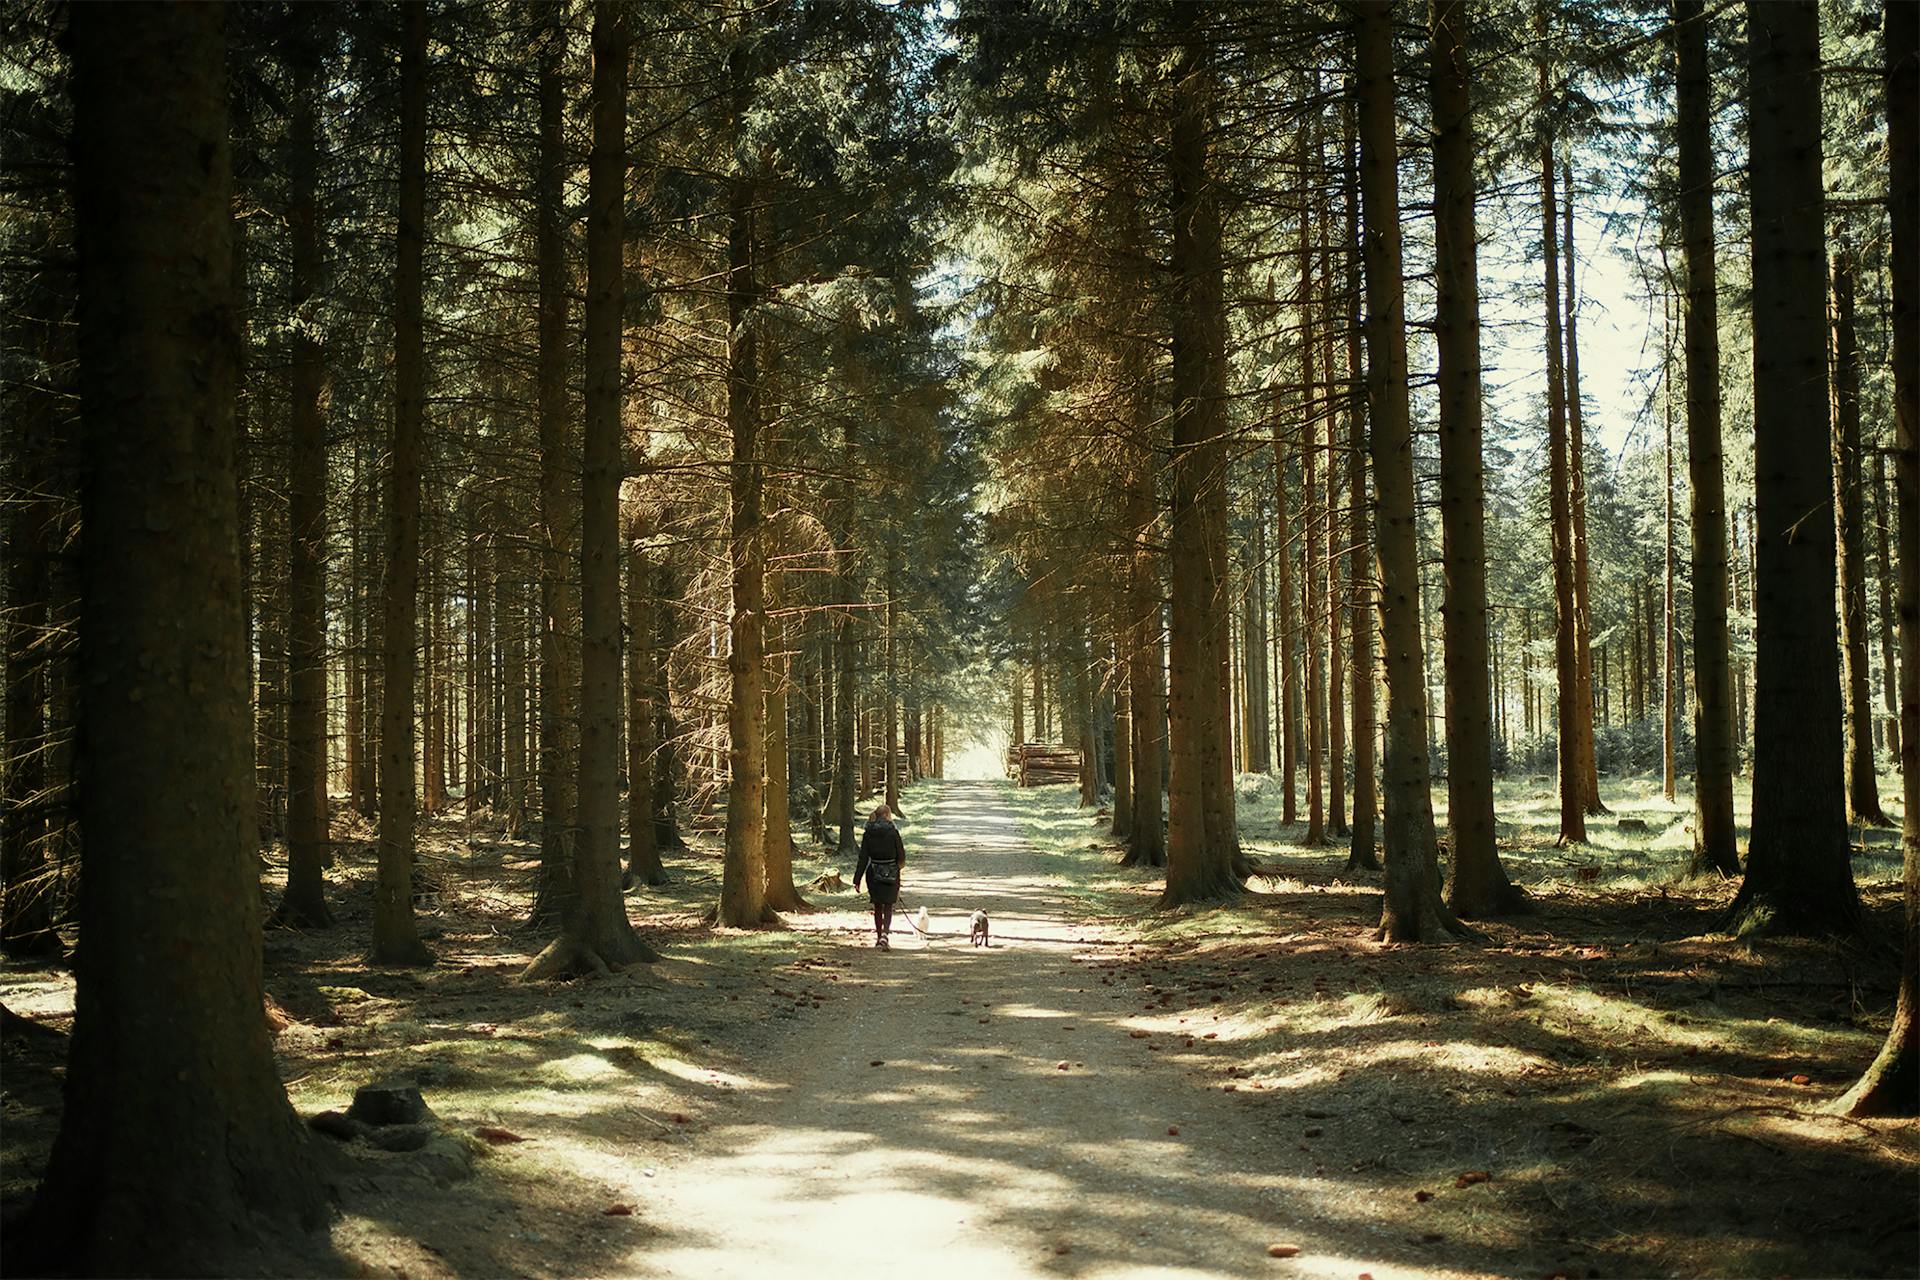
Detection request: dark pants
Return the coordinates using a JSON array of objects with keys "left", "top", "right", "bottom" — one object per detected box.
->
[{"left": 868, "top": 881, "right": 897, "bottom": 936}]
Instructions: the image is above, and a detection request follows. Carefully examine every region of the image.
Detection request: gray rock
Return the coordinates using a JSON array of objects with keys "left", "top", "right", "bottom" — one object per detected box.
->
[{"left": 347, "top": 1080, "right": 433, "bottom": 1127}]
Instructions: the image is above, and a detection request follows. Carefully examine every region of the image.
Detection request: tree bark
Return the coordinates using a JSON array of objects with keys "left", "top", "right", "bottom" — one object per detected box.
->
[
  {"left": 718, "top": 20, "right": 770, "bottom": 928},
  {"left": 530, "top": 7, "right": 579, "bottom": 928},
  {"left": 1837, "top": 0, "right": 1917, "bottom": 1114},
  {"left": 1562, "top": 163, "right": 1606, "bottom": 816},
  {"left": 1672, "top": 0, "right": 1740, "bottom": 877},
  {"left": 1725, "top": 0, "right": 1861, "bottom": 937},
  {"left": 1431, "top": 0, "right": 1522, "bottom": 917},
  {"left": 1832, "top": 244, "right": 1888, "bottom": 826},
  {"left": 527, "top": 1, "right": 653, "bottom": 978},
  {"left": 763, "top": 532, "right": 810, "bottom": 912},
  {"left": 1302, "top": 198, "right": 1327, "bottom": 847},
  {"left": 1357, "top": 0, "right": 1470, "bottom": 942},
  {"left": 22, "top": 8, "right": 329, "bottom": 1267},
  {"left": 1343, "top": 94, "right": 1380, "bottom": 873},
  {"left": 1538, "top": 59, "right": 1586, "bottom": 845},
  {"left": 1125, "top": 437, "right": 1167, "bottom": 867},
  {"left": 1276, "top": 422, "right": 1299, "bottom": 825},
  {"left": 372, "top": 0, "right": 433, "bottom": 967},
  {"left": 1161, "top": 16, "right": 1242, "bottom": 905},
  {"left": 626, "top": 536, "right": 665, "bottom": 886},
  {"left": 2, "top": 228, "right": 61, "bottom": 960},
  {"left": 1876, "top": 448, "right": 1901, "bottom": 764},
  {"left": 1664, "top": 366, "right": 1678, "bottom": 802},
  {"left": 279, "top": 21, "right": 334, "bottom": 928}
]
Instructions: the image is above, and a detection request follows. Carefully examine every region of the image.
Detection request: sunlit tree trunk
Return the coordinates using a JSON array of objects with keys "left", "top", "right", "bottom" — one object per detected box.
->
[{"left": 1831, "top": 244, "right": 1888, "bottom": 826}]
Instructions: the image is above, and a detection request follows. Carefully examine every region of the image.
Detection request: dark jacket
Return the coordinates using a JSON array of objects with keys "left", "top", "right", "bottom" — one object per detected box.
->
[{"left": 854, "top": 818, "right": 905, "bottom": 889}]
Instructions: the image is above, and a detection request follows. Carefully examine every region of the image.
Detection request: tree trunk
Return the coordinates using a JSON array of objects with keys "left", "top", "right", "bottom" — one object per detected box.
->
[
  {"left": 1112, "top": 636, "right": 1134, "bottom": 840},
  {"left": 652, "top": 558, "right": 687, "bottom": 851},
  {"left": 1563, "top": 163, "right": 1606, "bottom": 816},
  {"left": 501, "top": 506, "right": 530, "bottom": 837},
  {"left": 1302, "top": 199, "right": 1327, "bottom": 847},
  {"left": 1664, "top": 367, "right": 1678, "bottom": 802},
  {"left": 718, "top": 22, "right": 770, "bottom": 928},
  {"left": 371, "top": 1, "right": 433, "bottom": 967},
  {"left": 1343, "top": 93, "right": 1380, "bottom": 874},
  {"left": 1672, "top": 0, "right": 1741, "bottom": 876},
  {"left": 1538, "top": 62, "right": 1586, "bottom": 845},
  {"left": 527, "top": 1, "right": 652, "bottom": 977},
  {"left": 1725, "top": 0, "right": 1861, "bottom": 937},
  {"left": 2, "top": 234, "right": 61, "bottom": 961},
  {"left": 763, "top": 532, "right": 809, "bottom": 912},
  {"left": 626, "top": 537, "right": 665, "bottom": 886},
  {"left": 22, "top": 8, "right": 329, "bottom": 1267},
  {"left": 1876, "top": 449, "right": 1901, "bottom": 765},
  {"left": 1276, "top": 417, "right": 1299, "bottom": 825},
  {"left": 1357, "top": 0, "right": 1469, "bottom": 942},
  {"left": 1832, "top": 244, "right": 1888, "bottom": 826},
  {"left": 530, "top": 7, "right": 578, "bottom": 928},
  {"left": 279, "top": 22, "right": 333, "bottom": 928},
  {"left": 1431, "top": 0, "right": 1522, "bottom": 918},
  {"left": 1837, "top": 0, "right": 1917, "bottom": 1114},
  {"left": 1161, "top": 19, "right": 1242, "bottom": 905},
  {"left": 1125, "top": 439, "right": 1167, "bottom": 867}
]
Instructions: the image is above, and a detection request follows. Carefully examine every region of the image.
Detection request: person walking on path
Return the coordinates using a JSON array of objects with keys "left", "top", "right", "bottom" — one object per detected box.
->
[{"left": 853, "top": 804, "right": 905, "bottom": 948}]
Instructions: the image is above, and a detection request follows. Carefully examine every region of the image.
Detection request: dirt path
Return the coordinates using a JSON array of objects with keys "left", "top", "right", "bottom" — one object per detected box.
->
[{"left": 628, "top": 780, "right": 1390, "bottom": 1279}]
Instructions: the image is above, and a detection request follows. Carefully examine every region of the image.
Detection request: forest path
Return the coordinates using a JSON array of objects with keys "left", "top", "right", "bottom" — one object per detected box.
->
[{"left": 632, "top": 780, "right": 1392, "bottom": 1280}]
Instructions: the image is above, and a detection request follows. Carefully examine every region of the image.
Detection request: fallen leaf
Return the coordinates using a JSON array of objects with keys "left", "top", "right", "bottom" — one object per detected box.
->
[
  {"left": 1167, "top": 1125, "right": 1180, "bottom": 1136},
  {"left": 870, "top": 1060, "right": 885, "bottom": 1067},
  {"left": 1057, "top": 1061, "right": 1071, "bottom": 1071},
  {"left": 1267, "top": 1244, "right": 1301, "bottom": 1258},
  {"left": 1455, "top": 1170, "right": 1491, "bottom": 1188},
  {"left": 1129, "top": 1030, "right": 1150, "bottom": 1039},
  {"left": 1414, "top": 1190, "right": 1434, "bottom": 1203},
  {"left": 1791, "top": 1074, "right": 1811, "bottom": 1086},
  {"left": 475, "top": 1126, "right": 527, "bottom": 1145},
  {"left": 603, "top": 1204, "right": 634, "bottom": 1217},
  {"left": 1053, "top": 1244, "right": 1071, "bottom": 1256}
]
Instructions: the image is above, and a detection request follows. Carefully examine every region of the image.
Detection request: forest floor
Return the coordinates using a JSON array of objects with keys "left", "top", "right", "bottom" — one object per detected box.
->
[{"left": 2, "top": 774, "right": 1917, "bottom": 1278}]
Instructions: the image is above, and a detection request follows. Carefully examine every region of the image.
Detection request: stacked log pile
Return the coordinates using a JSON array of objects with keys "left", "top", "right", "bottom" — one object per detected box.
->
[{"left": 1008, "top": 742, "right": 1081, "bottom": 787}]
